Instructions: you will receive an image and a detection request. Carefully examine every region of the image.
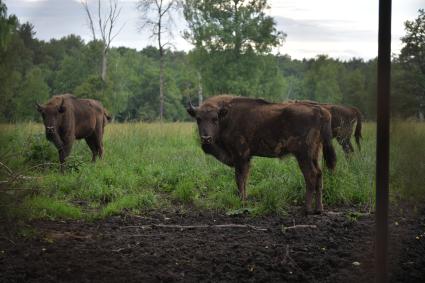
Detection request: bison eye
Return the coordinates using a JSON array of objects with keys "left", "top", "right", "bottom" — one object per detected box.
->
[{"left": 212, "top": 117, "right": 218, "bottom": 124}]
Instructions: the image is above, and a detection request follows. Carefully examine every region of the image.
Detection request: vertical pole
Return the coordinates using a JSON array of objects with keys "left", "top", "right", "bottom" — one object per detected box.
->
[{"left": 376, "top": 0, "right": 391, "bottom": 282}]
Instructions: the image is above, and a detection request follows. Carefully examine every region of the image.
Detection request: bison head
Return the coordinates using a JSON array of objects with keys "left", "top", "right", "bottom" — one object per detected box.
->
[
  {"left": 187, "top": 102, "right": 228, "bottom": 145},
  {"left": 36, "top": 99, "right": 66, "bottom": 142}
]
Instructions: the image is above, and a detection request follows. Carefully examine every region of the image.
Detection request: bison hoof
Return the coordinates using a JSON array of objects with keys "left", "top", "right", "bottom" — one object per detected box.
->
[{"left": 304, "top": 209, "right": 323, "bottom": 215}]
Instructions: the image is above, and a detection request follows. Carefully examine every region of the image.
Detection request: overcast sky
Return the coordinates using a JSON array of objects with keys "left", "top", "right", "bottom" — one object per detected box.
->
[{"left": 5, "top": 0, "right": 424, "bottom": 60}]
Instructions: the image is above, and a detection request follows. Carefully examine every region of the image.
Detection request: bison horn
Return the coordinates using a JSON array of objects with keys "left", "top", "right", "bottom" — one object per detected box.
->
[
  {"left": 36, "top": 102, "right": 43, "bottom": 112},
  {"left": 186, "top": 101, "right": 198, "bottom": 117}
]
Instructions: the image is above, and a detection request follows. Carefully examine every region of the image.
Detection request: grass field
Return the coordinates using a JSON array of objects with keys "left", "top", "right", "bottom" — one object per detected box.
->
[{"left": 0, "top": 121, "right": 423, "bottom": 221}]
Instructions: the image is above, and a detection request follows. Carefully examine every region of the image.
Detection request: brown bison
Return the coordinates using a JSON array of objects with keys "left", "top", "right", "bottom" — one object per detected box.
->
[
  {"left": 36, "top": 94, "right": 111, "bottom": 169},
  {"left": 187, "top": 95, "right": 337, "bottom": 214},
  {"left": 290, "top": 100, "right": 362, "bottom": 155}
]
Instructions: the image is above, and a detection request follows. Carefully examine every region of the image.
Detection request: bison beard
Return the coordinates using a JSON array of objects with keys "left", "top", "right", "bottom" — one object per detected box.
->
[
  {"left": 188, "top": 95, "right": 337, "bottom": 214},
  {"left": 201, "top": 143, "right": 234, "bottom": 167}
]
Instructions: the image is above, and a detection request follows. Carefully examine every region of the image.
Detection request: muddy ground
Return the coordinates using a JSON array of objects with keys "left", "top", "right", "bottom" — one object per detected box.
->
[{"left": 1, "top": 206, "right": 424, "bottom": 283}]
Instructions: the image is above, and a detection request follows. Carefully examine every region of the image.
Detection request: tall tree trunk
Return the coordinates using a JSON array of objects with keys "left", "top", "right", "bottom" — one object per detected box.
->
[
  {"left": 159, "top": 51, "right": 164, "bottom": 121},
  {"left": 158, "top": 14, "right": 164, "bottom": 122},
  {"left": 101, "top": 48, "right": 107, "bottom": 81},
  {"left": 197, "top": 71, "right": 203, "bottom": 104}
]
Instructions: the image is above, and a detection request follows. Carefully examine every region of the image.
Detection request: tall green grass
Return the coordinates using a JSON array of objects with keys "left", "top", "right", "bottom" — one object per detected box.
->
[
  {"left": 390, "top": 121, "right": 425, "bottom": 203},
  {"left": 0, "top": 121, "right": 395, "bottom": 220}
]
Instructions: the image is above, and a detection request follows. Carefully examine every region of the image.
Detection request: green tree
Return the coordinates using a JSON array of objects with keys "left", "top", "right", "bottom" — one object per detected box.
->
[
  {"left": 183, "top": 0, "right": 285, "bottom": 99},
  {"left": 0, "top": 14, "right": 35, "bottom": 121},
  {"left": 0, "top": 0, "right": 17, "bottom": 50},
  {"left": 81, "top": 0, "right": 123, "bottom": 82},
  {"left": 340, "top": 63, "right": 367, "bottom": 110},
  {"left": 400, "top": 9, "right": 425, "bottom": 73},
  {"left": 301, "top": 55, "right": 343, "bottom": 103},
  {"left": 363, "top": 59, "right": 377, "bottom": 119},
  {"left": 16, "top": 67, "right": 50, "bottom": 121},
  {"left": 137, "top": 0, "right": 181, "bottom": 121},
  {"left": 184, "top": 0, "right": 284, "bottom": 53},
  {"left": 394, "top": 9, "right": 425, "bottom": 118}
]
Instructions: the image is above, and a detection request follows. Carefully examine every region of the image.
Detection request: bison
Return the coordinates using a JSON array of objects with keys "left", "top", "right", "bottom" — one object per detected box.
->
[
  {"left": 290, "top": 100, "right": 362, "bottom": 155},
  {"left": 187, "top": 95, "right": 337, "bottom": 214},
  {"left": 36, "top": 94, "right": 111, "bottom": 169}
]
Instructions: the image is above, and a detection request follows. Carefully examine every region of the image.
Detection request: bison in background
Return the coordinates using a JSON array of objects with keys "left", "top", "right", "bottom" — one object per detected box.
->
[
  {"left": 290, "top": 100, "right": 362, "bottom": 155},
  {"left": 187, "top": 95, "right": 337, "bottom": 214},
  {"left": 36, "top": 94, "right": 111, "bottom": 170}
]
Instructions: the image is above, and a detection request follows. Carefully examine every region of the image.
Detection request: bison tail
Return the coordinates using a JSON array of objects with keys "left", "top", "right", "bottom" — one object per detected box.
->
[
  {"left": 104, "top": 111, "right": 112, "bottom": 123},
  {"left": 353, "top": 107, "right": 362, "bottom": 151},
  {"left": 320, "top": 111, "right": 337, "bottom": 170}
]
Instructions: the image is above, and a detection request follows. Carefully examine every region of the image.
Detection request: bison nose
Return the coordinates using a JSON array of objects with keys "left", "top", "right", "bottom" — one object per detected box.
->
[
  {"left": 201, "top": 135, "right": 213, "bottom": 144},
  {"left": 46, "top": 126, "right": 55, "bottom": 133}
]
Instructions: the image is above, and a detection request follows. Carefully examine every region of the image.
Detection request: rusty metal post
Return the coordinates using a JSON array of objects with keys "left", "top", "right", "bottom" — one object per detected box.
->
[{"left": 376, "top": 0, "right": 391, "bottom": 282}]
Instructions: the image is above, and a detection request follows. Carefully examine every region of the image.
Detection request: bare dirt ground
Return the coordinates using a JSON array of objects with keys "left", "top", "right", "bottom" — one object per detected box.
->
[{"left": 1, "top": 206, "right": 424, "bottom": 283}]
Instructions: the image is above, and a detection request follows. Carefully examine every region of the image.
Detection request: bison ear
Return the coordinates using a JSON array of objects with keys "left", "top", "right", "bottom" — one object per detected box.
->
[
  {"left": 186, "top": 102, "right": 197, "bottom": 118},
  {"left": 218, "top": 107, "right": 228, "bottom": 119},
  {"left": 36, "top": 103, "right": 44, "bottom": 113}
]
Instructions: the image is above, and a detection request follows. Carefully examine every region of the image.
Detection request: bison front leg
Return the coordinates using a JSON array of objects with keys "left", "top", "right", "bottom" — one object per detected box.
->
[
  {"left": 49, "top": 134, "right": 67, "bottom": 172},
  {"left": 59, "top": 142, "right": 73, "bottom": 172},
  {"left": 235, "top": 160, "right": 250, "bottom": 202},
  {"left": 296, "top": 154, "right": 318, "bottom": 214}
]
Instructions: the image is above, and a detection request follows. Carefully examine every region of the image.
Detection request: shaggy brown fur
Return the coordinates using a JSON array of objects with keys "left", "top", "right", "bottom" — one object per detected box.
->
[
  {"left": 188, "top": 95, "right": 337, "bottom": 214},
  {"left": 37, "top": 94, "right": 111, "bottom": 169},
  {"left": 289, "top": 100, "right": 362, "bottom": 155}
]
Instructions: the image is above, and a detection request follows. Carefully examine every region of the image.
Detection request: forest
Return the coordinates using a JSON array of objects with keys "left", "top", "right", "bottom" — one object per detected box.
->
[{"left": 0, "top": 1, "right": 423, "bottom": 122}]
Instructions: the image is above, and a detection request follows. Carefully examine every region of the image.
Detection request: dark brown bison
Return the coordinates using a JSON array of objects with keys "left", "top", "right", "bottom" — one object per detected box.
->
[
  {"left": 36, "top": 94, "right": 111, "bottom": 169},
  {"left": 290, "top": 100, "right": 362, "bottom": 155},
  {"left": 187, "top": 95, "right": 337, "bottom": 214}
]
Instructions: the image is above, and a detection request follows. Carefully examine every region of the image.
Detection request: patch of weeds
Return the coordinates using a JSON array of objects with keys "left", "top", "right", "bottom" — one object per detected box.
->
[
  {"left": 173, "top": 180, "right": 198, "bottom": 204},
  {"left": 256, "top": 186, "right": 287, "bottom": 215},
  {"left": 22, "top": 196, "right": 83, "bottom": 220},
  {"left": 226, "top": 207, "right": 256, "bottom": 216},
  {"left": 206, "top": 189, "right": 242, "bottom": 211},
  {"left": 346, "top": 211, "right": 369, "bottom": 223},
  {"left": 98, "top": 192, "right": 157, "bottom": 218},
  {"left": 17, "top": 226, "right": 38, "bottom": 239},
  {"left": 67, "top": 172, "right": 123, "bottom": 203},
  {"left": 24, "top": 134, "right": 56, "bottom": 164},
  {"left": 63, "top": 155, "right": 85, "bottom": 172},
  {"left": 248, "top": 179, "right": 288, "bottom": 215}
]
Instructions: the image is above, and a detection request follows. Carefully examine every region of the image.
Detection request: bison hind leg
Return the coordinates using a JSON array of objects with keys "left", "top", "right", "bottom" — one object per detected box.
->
[
  {"left": 313, "top": 158, "right": 324, "bottom": 213},
  {"left": 296, "top": 149, "right": 325, "bottom": 214},
  {"left": 95, "top": 120, "right": 104, "bottom": 159},
  {"left": 85, "top": 135, "right": 100, "bottom": 162}
]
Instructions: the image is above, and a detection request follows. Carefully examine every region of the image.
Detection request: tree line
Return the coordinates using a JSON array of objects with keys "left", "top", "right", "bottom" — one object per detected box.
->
[{"left": 0, "top": 0, "right": 423, "bottom": 122}]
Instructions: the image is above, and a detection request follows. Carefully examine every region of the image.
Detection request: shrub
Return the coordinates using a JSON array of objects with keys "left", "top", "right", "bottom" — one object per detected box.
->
[{"left": 24, "top": 134, "right": 57, "bottom": 164}]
